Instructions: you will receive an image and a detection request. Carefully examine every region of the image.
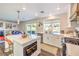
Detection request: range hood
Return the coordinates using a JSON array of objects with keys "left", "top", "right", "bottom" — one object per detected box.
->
[
  {"left": 70, "top": 10, "right": 79, "bottom": 28},
  {"left": 75, "top": 27, "right": 79, "bottom": 31}
]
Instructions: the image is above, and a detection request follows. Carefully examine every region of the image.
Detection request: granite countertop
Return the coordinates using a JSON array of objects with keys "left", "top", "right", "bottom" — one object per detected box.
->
[
  {"left": 13, "top": 37, "right": 37, "bottom": 45},
  {"left": 6, "top": 35, "right": 40, "bottom": 45}
]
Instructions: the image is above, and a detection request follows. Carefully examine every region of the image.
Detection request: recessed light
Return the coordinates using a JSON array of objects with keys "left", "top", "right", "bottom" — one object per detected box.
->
[
  {"left": 48, "top": 14, "right": 56, "bottom": 19},
  {"left": 57, "top": 7, "right": 60, "bottom": 10},
  {"left": 49, "top": 14, "right": 52, "bottom": 16},
  {"left": 35, "top": 13, "right": 38, "bottom": 16},
  {"left": 22, "top": 7, "right": 26, "bottom": 11}
]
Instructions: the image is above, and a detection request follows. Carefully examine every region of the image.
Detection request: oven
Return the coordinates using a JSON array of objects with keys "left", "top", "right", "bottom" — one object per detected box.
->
[{"left": 23, "top": 41, "right": 37, "bottom": 56}]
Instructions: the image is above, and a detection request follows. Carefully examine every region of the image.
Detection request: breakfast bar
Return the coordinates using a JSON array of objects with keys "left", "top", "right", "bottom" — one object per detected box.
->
[
  {"left": 6, "top": 35, "right": 41, "bottom": 56},
  {"left": 14, "top": 36, "right": 41, "bottom": 56}
]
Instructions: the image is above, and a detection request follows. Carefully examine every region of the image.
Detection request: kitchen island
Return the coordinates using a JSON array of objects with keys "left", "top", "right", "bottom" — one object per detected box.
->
[{"left": 6, "top": 35, "right": 41, "bottom": 56}]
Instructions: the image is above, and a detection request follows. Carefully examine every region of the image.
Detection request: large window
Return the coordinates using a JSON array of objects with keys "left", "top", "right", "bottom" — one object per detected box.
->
[
  {"left": 44, "top": 23, "right": 51, "bottom": 31},
  {"left": 52, "top": 22, "right": 60, "bottom": 35},
  {"left": 44, "top": 20, "right": 60, "bottom": 35},
  {"left": 26, "top": 23, "right": 37, "bottom": 35}
]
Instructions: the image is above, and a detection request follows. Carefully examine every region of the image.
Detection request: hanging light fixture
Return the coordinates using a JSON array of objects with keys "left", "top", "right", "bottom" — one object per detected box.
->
[{"left": 17, "top": 10, "right": 20, "bottom": 24}]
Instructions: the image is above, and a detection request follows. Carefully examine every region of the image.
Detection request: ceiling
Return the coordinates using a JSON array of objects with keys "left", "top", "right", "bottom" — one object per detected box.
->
[{"left": 0, "top": 3, "right": 70, "bottom": 21}]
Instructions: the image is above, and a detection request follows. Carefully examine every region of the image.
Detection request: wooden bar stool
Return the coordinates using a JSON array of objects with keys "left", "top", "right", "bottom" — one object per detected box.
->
[{"left": 5, "top": 39, "right": 13, "bottom": 56}]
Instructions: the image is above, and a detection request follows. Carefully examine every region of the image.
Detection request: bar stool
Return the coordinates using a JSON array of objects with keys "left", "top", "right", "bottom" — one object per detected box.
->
[{"left": 5, "top": 39, "right": 13, "bottom": 56}]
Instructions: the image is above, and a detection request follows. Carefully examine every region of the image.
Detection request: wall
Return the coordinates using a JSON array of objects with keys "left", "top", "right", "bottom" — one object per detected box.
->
[
  {"left": 18, "top": 22, "right": 26, "bottom": 32},
  {"left": 18, "top": 18, "right": 44, "bottom": 33}
]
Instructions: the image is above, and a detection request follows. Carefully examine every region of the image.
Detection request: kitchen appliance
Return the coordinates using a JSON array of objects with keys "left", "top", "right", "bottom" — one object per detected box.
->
[
  {"left": 23, "top": 41, "right": 37, "bottom": 56},
  {"left": 63, "top": 37, "right": 79, "bottom": 56}
]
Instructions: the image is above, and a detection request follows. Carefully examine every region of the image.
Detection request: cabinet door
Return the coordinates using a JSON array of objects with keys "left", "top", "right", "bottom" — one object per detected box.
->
[
  {"left": 12, "top": 23, "right": 18, "bottom": 30},
  {"left": 51, "top": 36, "right": 62, "bottom": 48},
  {"left": 5, "top": 22, "right": 12, "bottom": 29},
  {"left": 43, "top": 34, "right": 48, "bottom": 43},
  {"left": 0, "top": 22, "right": 4, "bottom": 30},
  {"left": 43, "top": 34, "right": 52, "bottom": 45},
  {"left": 43, "top": 34, "right": 49, "bottom": 44}
]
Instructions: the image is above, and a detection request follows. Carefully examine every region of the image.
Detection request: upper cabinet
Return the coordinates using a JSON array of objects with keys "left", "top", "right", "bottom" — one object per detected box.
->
[
  {"left": 5, "top": 22, "right": 12, "bottom": 29},
  {"left": 0, "top": 21, "right": 18, "bottom": 30},
  {"left": 70, "top": 3, "right": 79, "bottom": 27},
  {"left": 0, "top": 21, "right": 4, "bottom": 30},
  {"left": 5, "top": 22, "right": 18, "bottom": 30},
  {"left": 70, "top": 4, "right": 77, "bottom": 16}
]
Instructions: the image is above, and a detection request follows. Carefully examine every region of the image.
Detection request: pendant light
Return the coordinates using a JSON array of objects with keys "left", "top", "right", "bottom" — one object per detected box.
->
[
  {"left": 17, "top": 10, "right": 20, "bottom": 24},
  {"left": 16, "top": 7, "right": 26, "bottom": 24}
]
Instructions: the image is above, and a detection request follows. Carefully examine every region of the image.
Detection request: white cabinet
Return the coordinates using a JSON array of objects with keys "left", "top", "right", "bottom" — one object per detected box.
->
[
  {"left": 0, "top": 21, "right": 18, "bottom": 36},
  {"left": 51, "top": 36, "right": 62, "bottom": 48},
  {"left": 13, "top": 36, "right": 41, "bottom": 56},
  {"left": 43, "top": 34, "right": 53, "bottom": 45},
  {"left": 4, "top": 22, "right": 18, "bottom": 30},
  {"left": 43, "top": 34, "right": 62, "bottom": 48},
  {"left": 0, "top": 21, "right": 18, "bottom": 30},
  {"left": 0, "top": 21, "right": 4, "bottom": 30},
  {"left": 5, "top": 22, "right": 12, "bottom": 30},
  {"left": 12, "top": 23, "right": 18, "bottom": 30},
  {"left": 43, "top": 20, "right": 61, "bottom": 48}
]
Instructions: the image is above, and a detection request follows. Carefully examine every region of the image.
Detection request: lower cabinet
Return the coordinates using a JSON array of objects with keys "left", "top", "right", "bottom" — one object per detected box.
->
[{"left": 43, "top": 35, "right": 62, "bottom": 48}]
